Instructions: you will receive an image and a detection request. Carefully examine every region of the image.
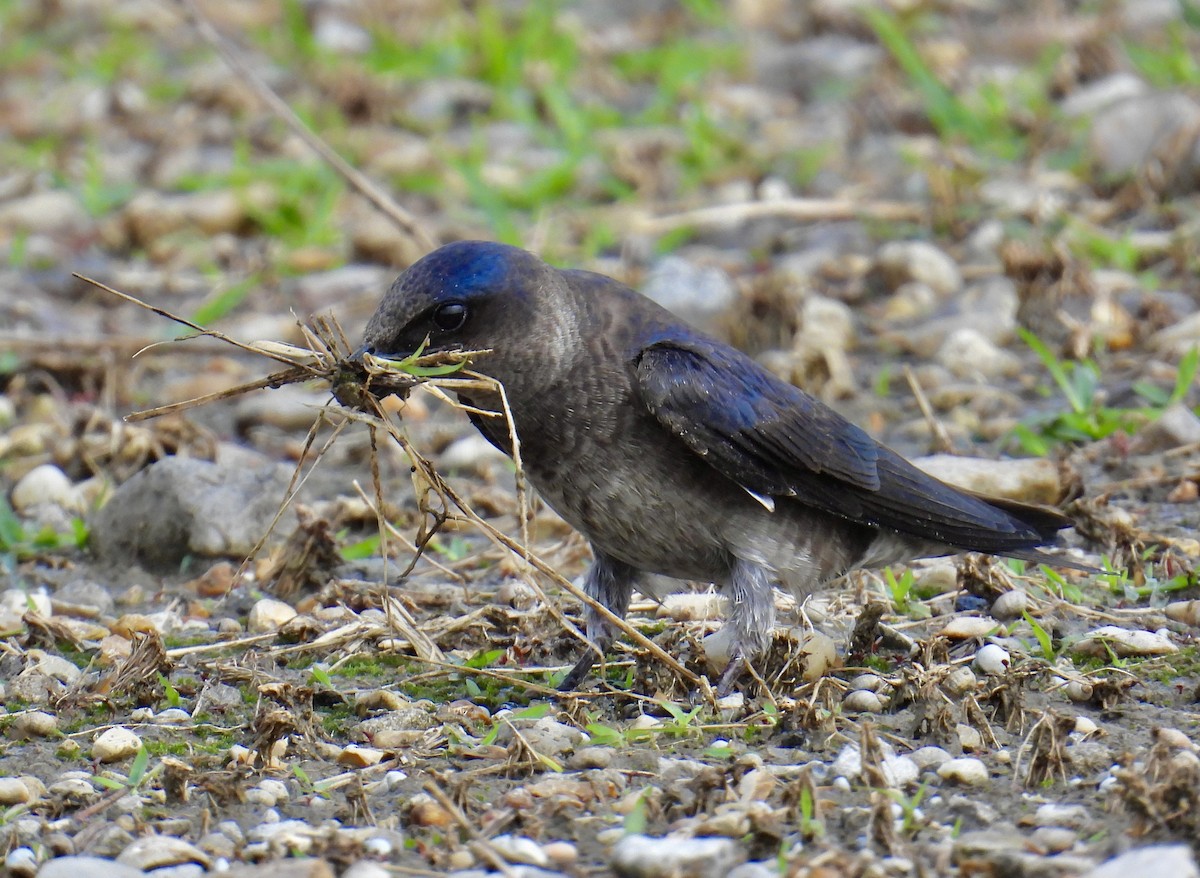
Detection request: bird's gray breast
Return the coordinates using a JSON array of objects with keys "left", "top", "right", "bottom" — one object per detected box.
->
[{"left": 501, "top": 359, "right": 737, "bottom": 581}]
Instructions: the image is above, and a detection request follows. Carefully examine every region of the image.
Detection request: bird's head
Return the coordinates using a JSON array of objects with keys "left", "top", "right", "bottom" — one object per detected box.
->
[{"left": 358, "top": 241, "right": 576, "bottom": 391}]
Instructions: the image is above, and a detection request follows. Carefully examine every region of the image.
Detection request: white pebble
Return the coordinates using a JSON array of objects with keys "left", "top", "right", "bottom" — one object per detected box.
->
[
  {"left": 1075, "top": 626, "right": 1177, "bottom": 657},
  {"left": 362, "top": 836, "right": 393, "bottom": 857},
  {"left": 973, "top": 643, "right": 1010, "bottom": 676},
  {"left": 843, "top": 689, "right": 885, "bottom": 713},
  {"left": 940, "top": 616, "right": 1000, "bottom": 639},
  {"left": 92, "top": 727, "right": 142, "bottom": 763},
  {"left": 489, "top": 834, "right": 549, "bottom": 868},
  {"left": 247, "top": 598, "right": 297, "bottom": 633},
  {"left": 1074, "top": 717, "right": 1099, "bottom": 737},
  {"left": 882, "top": 755, "right": 920, "bottom": 788},
  {"left": 990, "top": 590, "right": 1028, "bottom": 620},
  {"left": 11, "top": 464, "right": 80, "bottom": 513},
  {"left": 4, "top": 847, "right": 37, "bottom": 877},
  {"left": 955, "top": 724, "right": 983, "bottom": 752},
  {"left": 910, "top": 746, "right": 952, "bottom": 770},
  {"left": 0, "top": 778, "right": 36, "bottom": 805},
  {"left": 849, "top": 673, "right": 883, "bottom": 692},
  {"left": 944, "top": 666, "right": 978, "bottom": 695},
  {"left": 937, "top": 757, "right": 989, "bottom": 786}
]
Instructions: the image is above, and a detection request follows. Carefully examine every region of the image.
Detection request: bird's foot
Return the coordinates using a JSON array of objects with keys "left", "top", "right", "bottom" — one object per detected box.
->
[
  {"left": 558, "top": 636, "right": 612, "bottom": 692},
  {"left": 714, "top": 650, "right": 748, "bottom": 698}
]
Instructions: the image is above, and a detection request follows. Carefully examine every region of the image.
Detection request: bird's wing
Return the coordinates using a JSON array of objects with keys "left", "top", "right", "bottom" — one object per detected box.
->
[
  {"left": 635, "top": 338, "right": 1058, "bottom": 550},
  {"left": 635, "top": 337, "right": 881, "bottom": 495}
]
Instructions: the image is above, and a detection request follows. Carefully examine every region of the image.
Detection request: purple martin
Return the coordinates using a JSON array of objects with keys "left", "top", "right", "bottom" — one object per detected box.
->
[{"left": 359, "top": 240, "right": 1078, "bottom": 692}]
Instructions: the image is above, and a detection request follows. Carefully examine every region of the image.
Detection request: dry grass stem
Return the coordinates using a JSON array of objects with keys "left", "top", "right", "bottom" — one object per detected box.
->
[{"left": 172, "top": 0, "right": 436, "bottom": 254}]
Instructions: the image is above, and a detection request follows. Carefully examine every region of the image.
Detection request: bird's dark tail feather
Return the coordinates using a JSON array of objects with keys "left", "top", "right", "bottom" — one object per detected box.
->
[
  {"left": 998, "top": 547, "right": 1101, "bottom": 574},
  {"left": 972, "top": 493, "right": 1101, "bottom": 574},
  {"left": 971, "top": 493, "right": 1073, "bottom": 543}
]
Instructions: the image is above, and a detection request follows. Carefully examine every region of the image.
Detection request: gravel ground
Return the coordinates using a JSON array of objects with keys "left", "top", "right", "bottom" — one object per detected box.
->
[{"left": 1, "top": 1, "right": 1200, "bottom": 876}]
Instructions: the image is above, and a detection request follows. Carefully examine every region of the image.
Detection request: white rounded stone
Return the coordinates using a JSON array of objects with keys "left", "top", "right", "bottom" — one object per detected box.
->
[
  {"left": 246, "top": 598, "right": 297, "bottom": 633},
  {"left": 843, "top": 689, "right": 884, "bottom": 713},
  {"left": 92, "top": 727, "right": 142, "bottom": 763},
  {"left": 937, "top": 757, "right": 989, "bottom": 786},
  {"left": 11, "top": 464, "right": 80, "bottom": 513},
  {"left": 973, "top": 643, "right": 1011, "bottom": 676}
]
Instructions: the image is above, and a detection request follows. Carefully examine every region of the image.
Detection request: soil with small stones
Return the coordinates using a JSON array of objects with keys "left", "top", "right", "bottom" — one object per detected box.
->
[{"left": 2, "top": 2, "right": 1200, "bottom": 877}]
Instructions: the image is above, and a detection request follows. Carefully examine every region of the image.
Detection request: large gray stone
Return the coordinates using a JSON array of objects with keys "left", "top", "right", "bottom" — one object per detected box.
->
[{"left": 89, "top": 454, "right": 297, "bottom": 570}]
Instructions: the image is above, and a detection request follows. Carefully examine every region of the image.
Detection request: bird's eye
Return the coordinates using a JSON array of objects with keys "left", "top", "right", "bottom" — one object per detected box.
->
[{"left": 433, "top": 302, "right": 468, "bottom": 332}]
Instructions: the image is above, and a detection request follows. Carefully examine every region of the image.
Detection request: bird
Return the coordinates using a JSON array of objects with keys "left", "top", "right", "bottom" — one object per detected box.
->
[{"left": 357, "top": 240, "right": 1081, "bottom": 693}]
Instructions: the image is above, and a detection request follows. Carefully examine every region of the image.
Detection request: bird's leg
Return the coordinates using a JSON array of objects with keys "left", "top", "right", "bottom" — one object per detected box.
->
[
  {"left": 716, "top": 558, "right": 776, "bottom": 696},
  {"left": 558, "top": 550, "right": 637, "bottom": 691}
]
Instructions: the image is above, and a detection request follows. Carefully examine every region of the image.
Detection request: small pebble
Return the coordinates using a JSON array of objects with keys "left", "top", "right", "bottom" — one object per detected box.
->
[
  {"left": 611, "top": 834, "right": 742, "bottom": 878},
  {"left": 91, "top": 728, "right": 142, "bottom": 763},
  {"left": 849, "top": 673, "right": 883, "bottom": 692},
  {"left": 955, "top": 724, "right": 983, "bottom": 752},
  {"left": 937, "top": 757, "right": 989, "bottom": 786},
  {"left": 944, "top": 666, "right": 978, "bottom": 695},
  {"left": 940, "top": 617, "right": 999, "bottom": 640},
  {"left": 1075, "top": 626, "right": 1177, "bottom": 658},
  {"left": 1154, "top": 727, "right": 1196, "bottom": 751},
  {"left": 972, "top": 644, "right": 1010, "bottom": 676},
  {"left": 488, "top": 835, "right": 549, "bottom": 868},
  {"left": 1035, "top": 803, "right": 1090, "bottom": 829},
  {"left": 247, "top": 598, "right": 298, "bottom": 633},
  {"left": 1074, "top": 717, "right": 1099, "bottom": 738},
  {"left": 11, "top": 464, "right": 80, "bottom": 514},
  {"left": 1031, "top": 826, "right": 1078, "bottom": 853},
  {"left": 5, "top": 848, "right": 37, "bottom": 878},
  {"left": 114, "top": 836, "right": 210, "bottom": 871},
  {"left": 910, "top": 747, "right": 952, "bottom": 770},
  {"left": 876, "top": 240, "right": 962, "bottom": 296},
  {"left": 1083, "top": 843, "right": 1200, "bottom": 878},
  {"left": 843, "top": 689, "right": 884, "bottom": 713},
  {"left": 342, "top": 863, "right": 389, "bottom": 878},
  {"left": 0, "top": 778, "right": 38, "bottom": 805},
  {"left": 990, "top": 590, "right": 1028, "bottom": 621},
  {"left": 12, "top": 711, "right": 57, "bottom": 737},
  {"left": 1165, "top": 601, "right": 1200, "bottom": 627}
]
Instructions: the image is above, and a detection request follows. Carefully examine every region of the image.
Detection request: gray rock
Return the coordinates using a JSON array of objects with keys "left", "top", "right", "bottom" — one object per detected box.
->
[
  {"left": 1084, "top": 845, "right": 1199, "bottom": 878},
  {"left": 36, "top": 856, "right": 143, "bottom": 878},
  {"left": 754, "top": 35, "right": 882, "bottom": 95},
  {"left": 312, "top": 13, "right": 370, "bottom": 54},
  {"left": 115, "top": 835, "right": 209, "bottom": 871},
  {"left": 1130, "top": 403, "right": 1200, "bottom": 453},
  {"left": 913, "top": 454, "right": 1064, "bottom": 505},
  {"left": 6, "top": 847, "right": 37, "bottom": 878},
  {"left": 1090, "top": 92, "right": 1200, "bottom": 192},
  {"left": 446, "top": 869, "right": 563, "bottom": 878},
  {"left": 89, "top": 455, "right": 298, "bottom": 570},
  {"left": 406, "top": 78, "right": 493, "bottom": 127},
  {"left": 0, "top": 191, "right": 91, "bottom": 236},
  {"left": 641, "top": 255, "right": 737, "bottom": 329},
  {"left": 1060, "top": 73, "right": 1148, "bottom": 118},
  {"left": 897, "top": 276, "right": 1018, "bottom": 356},
  {"left": 727, "top": 863, "right": 780, "bottom": 878},
  {"left": 876, "top": 240, "right": 962, "bottom": 296},
  {"left": 53, "top": 579, "right": 115, "bottom": 618},
  {"left": 936, "top": 327, "right": 1021, "bottom": 380},
  {"left": 611, "top": 834, "right": 743, "bottom": 878},
  {"left": 291, "top": 264, "right": 389, "bottom": 312},
  {"left": 494, "top": 717, "right": 584, "bottom": 757}
]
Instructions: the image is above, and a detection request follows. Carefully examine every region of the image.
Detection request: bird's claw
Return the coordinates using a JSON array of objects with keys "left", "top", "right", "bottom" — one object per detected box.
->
[{"left": 558, "top": 636, "right": 612, "bottom": 692}]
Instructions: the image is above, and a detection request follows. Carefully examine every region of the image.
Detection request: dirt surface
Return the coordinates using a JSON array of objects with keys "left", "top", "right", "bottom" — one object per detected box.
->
[{"left": 1, "top": 1, "right": 1200, "bottom": 877}]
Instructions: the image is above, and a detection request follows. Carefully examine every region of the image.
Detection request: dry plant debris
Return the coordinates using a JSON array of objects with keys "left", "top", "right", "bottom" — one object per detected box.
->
[{"left": 1, "top": 1, "right": 1200, "bottom": 876}]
